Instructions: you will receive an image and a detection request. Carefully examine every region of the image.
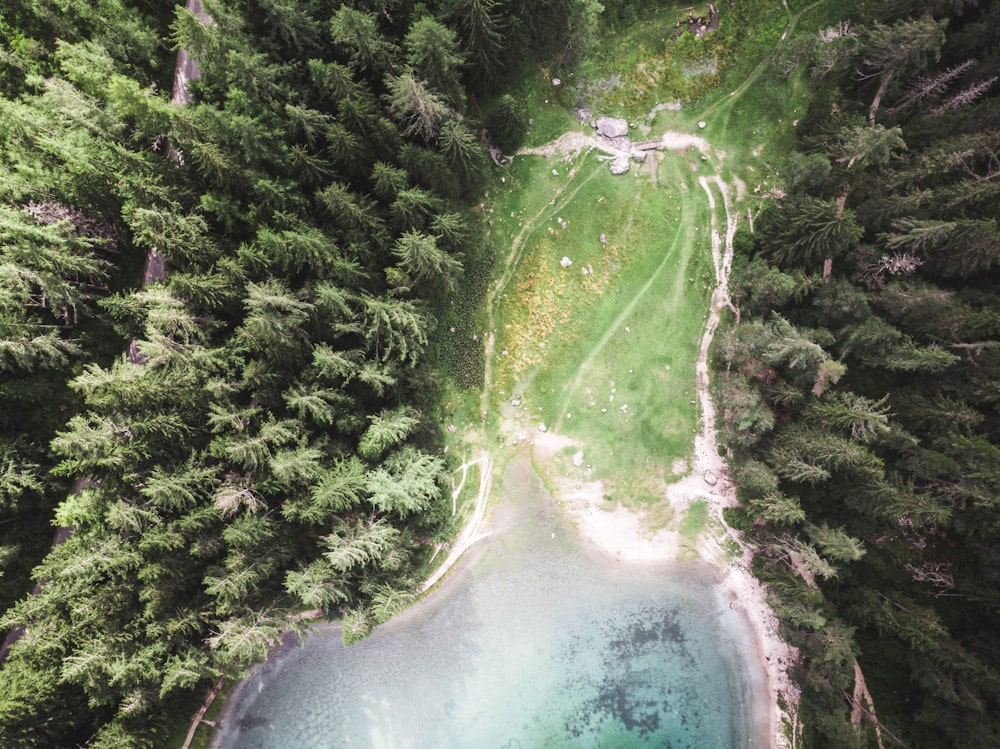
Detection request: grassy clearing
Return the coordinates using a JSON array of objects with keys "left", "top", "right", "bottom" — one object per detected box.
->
[
  {"left": 679, "top": 499, "right": 711, "bottom": 558},
  {"left": 680, "top": 499, "right": 710, "bottom": 541},
  {"left": 428, "top": 2, "right": 845, "bottom": 536},
  {"left": 571, "top": 0, "right": 792, "bottom": 120},
  {"left": 483, "top": 144, "right": 714, "bottom": 501},
  {"left": 516, "top": 73, "right": 583, "bottom": 149},
  {"left": 445, "top": 2, "right": 844, "bottom": 521}
]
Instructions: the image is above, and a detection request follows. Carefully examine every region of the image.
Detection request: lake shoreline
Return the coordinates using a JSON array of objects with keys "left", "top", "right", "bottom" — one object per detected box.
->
[
  {"left": 209, "top": 449, "right": 783, "bottom": 749},
  {"left": 533, "top": 431, "right": 796, "bottom": 749}
]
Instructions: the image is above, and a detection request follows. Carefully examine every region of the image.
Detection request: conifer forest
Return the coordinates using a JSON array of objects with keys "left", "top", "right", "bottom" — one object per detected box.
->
[
  {"left": 1, "top": 0, "right": 999, "bottom": 747},
  {"left": 715, "top": 1, "right": 1000, "bottom": 746}
]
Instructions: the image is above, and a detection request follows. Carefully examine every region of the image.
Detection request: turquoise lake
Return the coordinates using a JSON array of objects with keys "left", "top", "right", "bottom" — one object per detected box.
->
[{"left": 212, "top": 455, "right": 768, "bottom": 749}]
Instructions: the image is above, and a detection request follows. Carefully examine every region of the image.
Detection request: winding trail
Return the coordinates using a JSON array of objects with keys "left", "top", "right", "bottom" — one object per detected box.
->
[{"left": 420, "top": 451, "right": 493, "bottom": 593}]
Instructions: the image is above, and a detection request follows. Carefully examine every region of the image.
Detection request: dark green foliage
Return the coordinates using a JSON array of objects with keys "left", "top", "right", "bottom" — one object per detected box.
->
[
  {"left": 0, "top": 0, "right": 546, "bottom": 743},
  {"left": 757, "top": 196, "right": 864, "bottom": 270},
  {"left": 486, "top": 93, "right": 529, "bottom": 152},
  {"left": 721, "top": 4, "right": 1000, "bottom": 746}
]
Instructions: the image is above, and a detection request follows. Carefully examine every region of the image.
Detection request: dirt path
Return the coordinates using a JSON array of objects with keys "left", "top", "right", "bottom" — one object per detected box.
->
[
  {"left": 420, "top": 451, "right": 493, "bottom": 593},
  {"left": 693, "top": 173, "right": 797, "bottom": 749}
]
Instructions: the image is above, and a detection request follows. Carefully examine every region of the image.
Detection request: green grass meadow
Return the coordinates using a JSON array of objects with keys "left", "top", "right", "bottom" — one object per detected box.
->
[
  {"left": 481, "top": 143, "right": 713, "bottom": 505},
  {"left": 443, "top": 0, "right": 837, "bottom": 513}
]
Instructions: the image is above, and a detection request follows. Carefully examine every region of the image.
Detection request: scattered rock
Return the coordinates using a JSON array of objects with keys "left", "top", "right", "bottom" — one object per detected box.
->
[
  {"left": 552, "top": 169, "right": 559, "bottom": 176},
  {"left": 446, "top": 424, "right": 457, "bottom": 433},
  {"left": 632, "top": 150, "right": 648, "bottom": 162},
  {"left": 538, "top": 423, "right": 548, "bottom": 433},
  {"left": 599, "top": 233, "right": 607, "bottom": 244},
  {"left": 572, "top": 451, "right": 584, "bottom": 467},
  {"left": 551, "top": 78, "right": 561, "bottom": 86},
  {"left": 560, "top": 256, "right": 573, "bottom": 267},
  {"left": 697, "top": 120, "right": 707, "bottom": 129},
  {"left": 596, "top": 116, "right": 629, "bottom": 139},
  {"left": 704, "top": 469, "right": 718, "bottom": 486},
  {"left": 610, "top": 156, "right": 631, "bottom": 175}
]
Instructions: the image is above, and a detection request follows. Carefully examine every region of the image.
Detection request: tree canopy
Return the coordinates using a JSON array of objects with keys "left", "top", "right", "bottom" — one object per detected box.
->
[
  {"left": 0, "top": 0, "right": 602, "bottom": 744},
  {"left": 717, "top": 2, "right": 1000, "bottom": 746}
]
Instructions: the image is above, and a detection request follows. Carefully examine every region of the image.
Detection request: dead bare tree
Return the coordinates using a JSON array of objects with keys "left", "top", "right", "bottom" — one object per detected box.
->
[{"left": 888, "top": 58, "right": 977, "bottom": 113}]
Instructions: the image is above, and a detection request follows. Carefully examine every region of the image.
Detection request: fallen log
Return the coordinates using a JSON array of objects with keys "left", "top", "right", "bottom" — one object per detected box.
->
[{"left": 181, "top": 675, "right": 226, "bottom": 749}]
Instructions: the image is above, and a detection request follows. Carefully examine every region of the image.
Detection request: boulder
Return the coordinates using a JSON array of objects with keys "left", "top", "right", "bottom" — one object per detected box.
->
[
  {"left": 610, "top": 156, "right": 631, "bottom": 175},
  {"left": 596, "top": 116, "right": 629, "bottom": 139}
]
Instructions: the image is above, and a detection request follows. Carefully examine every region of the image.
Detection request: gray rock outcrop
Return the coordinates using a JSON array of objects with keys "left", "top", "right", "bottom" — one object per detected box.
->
[
  {"left": 596, "top": 117, "right": 629, "bottom": 139},
  {"left": 610, "top": 156, "right": 631, "bottom": 175}
]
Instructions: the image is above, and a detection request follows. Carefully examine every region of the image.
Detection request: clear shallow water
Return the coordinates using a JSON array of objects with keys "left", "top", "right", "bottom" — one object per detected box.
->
[{"left": 213, "top": 455, "right": 766, "bottom": 749}]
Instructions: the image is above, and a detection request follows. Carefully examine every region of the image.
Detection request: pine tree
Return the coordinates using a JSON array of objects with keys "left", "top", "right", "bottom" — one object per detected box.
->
[
  {"left": 447, "top": 0, "right": 505, "bottom": 91},
  {"left": 385, "top": 72, "right": 455, "bottom": 141},
  {"left": 404, "top": 16, "right": 466, "bottom": 109},
  {"left": 758, "top": 197, "right": 864, "bottom": 269}
]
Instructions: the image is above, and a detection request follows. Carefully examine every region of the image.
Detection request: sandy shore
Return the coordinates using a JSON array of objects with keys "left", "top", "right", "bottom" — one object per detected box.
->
[{"left": 532, "top": 429, "right": 797, "bottom": 749}]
